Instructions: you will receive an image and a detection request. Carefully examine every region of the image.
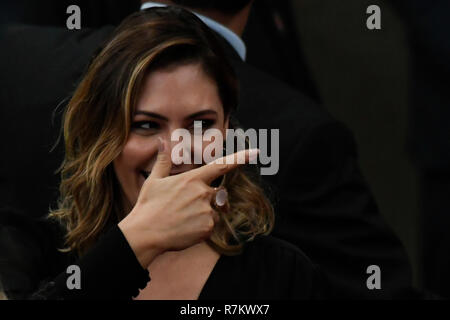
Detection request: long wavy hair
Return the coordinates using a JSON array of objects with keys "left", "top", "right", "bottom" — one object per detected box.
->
[{"left": 49, "top": 6, "right": 274, "bottom": 256}]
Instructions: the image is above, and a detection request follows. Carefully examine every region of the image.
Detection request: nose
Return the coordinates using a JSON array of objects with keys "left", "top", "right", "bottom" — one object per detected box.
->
[
  {"left": 166, "top": 129, "right": 205, "bottom": 166},
  {"left": 165, "top": 131, "right": 193, "bottom": 166}
]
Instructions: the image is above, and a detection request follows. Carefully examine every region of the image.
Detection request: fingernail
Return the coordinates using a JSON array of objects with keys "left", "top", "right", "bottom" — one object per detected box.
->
[
  {"left": 158, "top": 137, "right": 165, "bottom": 152},
  {"left": 248, "top": 148, "right": 259, "bottom": 162}
]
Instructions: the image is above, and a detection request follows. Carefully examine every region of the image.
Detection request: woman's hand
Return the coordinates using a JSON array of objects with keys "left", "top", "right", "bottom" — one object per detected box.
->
[{"left": 118, "top": 139, "right": 258, "bottom": 269}]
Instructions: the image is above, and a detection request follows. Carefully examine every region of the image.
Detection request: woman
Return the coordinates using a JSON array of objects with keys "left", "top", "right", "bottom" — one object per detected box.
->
[{"left": 3, "top": 6, "right": 322, "bottom": 300}]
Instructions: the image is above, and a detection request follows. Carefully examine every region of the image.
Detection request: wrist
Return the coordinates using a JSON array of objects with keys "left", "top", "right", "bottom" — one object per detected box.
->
[{"left": 118, "top": 219, "right": 164, "bottom": 269}]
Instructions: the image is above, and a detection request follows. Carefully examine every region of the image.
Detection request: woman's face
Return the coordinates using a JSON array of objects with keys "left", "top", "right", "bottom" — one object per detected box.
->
[{"left": 113, "top": 63, "right": 229, "bottom": 210}]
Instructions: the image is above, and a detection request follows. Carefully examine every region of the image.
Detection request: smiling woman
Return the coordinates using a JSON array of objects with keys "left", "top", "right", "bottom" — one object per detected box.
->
[
  {"left": 1, "top": 6, "right": 323, "bottom": 300},
  {"left": 114, "top": 63, "right": 227, "bottom": 213},
  {"left": 54, "top": 8, "right": 273, "bottom": 260}
]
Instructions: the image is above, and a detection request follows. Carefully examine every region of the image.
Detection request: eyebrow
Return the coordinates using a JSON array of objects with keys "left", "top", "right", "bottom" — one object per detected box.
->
[
  {"left": 134, "top": 111, "right": 168, "bottom": 121},
  {"left": 134, "top": 110, "right": 218, "bottom": 121},
  {"left": 186, "top": 110, "right": 218, "bottom": 120}
]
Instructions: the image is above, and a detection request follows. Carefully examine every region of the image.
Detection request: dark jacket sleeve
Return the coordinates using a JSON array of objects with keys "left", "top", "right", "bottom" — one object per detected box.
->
[
  {"left": 0, "top": 208, "right": 150, "bottom": 300},
  {"left": 30, "top": 225, "right": 150, "bottom": 300}
]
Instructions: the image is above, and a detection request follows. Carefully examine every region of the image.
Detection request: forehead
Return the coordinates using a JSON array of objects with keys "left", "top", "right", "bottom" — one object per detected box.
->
[{"left": 135, "top": 63, "right": 223, "bottom": 117}]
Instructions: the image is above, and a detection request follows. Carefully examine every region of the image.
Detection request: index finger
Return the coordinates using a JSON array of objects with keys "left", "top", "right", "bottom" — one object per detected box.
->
[{"left": 190, "top": 148, "right": 259, "bottom": 183}]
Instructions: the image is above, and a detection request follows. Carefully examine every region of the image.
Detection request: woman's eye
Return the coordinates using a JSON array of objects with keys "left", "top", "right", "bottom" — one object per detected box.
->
[
  {"left": 132, "top": 121, "right": 160, "bottom": 131},
  {"left": 190, "top": 119, "right": 215, "bottom": 130}
]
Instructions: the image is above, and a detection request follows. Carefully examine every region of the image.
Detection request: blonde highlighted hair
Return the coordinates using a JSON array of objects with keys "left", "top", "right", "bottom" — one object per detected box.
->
[{"left": 49, "top": 6, "right": 274, "bottom": 256}]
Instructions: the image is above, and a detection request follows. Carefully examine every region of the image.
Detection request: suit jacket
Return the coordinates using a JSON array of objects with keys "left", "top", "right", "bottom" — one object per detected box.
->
[{"left": 0, "top": 20, "right": 416, "bottom": 298}]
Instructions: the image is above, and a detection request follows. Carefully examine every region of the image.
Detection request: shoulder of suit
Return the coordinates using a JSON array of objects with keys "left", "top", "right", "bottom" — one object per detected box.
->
[
  {"left": 231, "top": 59, "right": 316, "bottom": 103},
  {"left": 231, "top": 59, "right": 338, "bottom": 128}
]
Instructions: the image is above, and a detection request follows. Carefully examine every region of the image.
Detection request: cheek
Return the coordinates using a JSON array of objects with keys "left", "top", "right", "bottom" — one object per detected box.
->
[
  {"left": 113, "top": 136, "right": 159, "bottom": 207},
  {"left": 114, "top": 137, "right": 158, "bottom": 180},
  {"left": 117, "top": 141, "right": 144, "bottom": 169}
]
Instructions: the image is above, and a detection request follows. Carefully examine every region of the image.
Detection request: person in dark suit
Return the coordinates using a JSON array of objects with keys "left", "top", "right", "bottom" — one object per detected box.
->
[{"left": 0, "top": 1, "right": 418, "bottom": 298}]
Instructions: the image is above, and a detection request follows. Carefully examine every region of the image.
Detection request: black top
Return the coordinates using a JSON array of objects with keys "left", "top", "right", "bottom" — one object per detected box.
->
[
  {"left": 0, "top": 208, "right": 324, "bottom": 300},
  {"left": 199, "top": 235, "right": 322, "bottom": 300}
]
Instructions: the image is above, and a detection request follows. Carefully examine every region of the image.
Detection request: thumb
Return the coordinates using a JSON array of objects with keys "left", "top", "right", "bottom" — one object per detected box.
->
[{"left": 149, "top": 137, "right": 172, "bottom": 179}]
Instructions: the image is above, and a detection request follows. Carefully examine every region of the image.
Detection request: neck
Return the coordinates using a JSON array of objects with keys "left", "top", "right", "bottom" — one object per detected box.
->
[{"left": 144, "top": 0, "right": 251, "bottom": 37}]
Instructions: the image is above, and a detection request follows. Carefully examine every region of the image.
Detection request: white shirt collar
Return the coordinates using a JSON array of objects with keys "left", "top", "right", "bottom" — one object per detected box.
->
[{"left": 140, "top": 1, "right": 246, "bottom": 60}]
